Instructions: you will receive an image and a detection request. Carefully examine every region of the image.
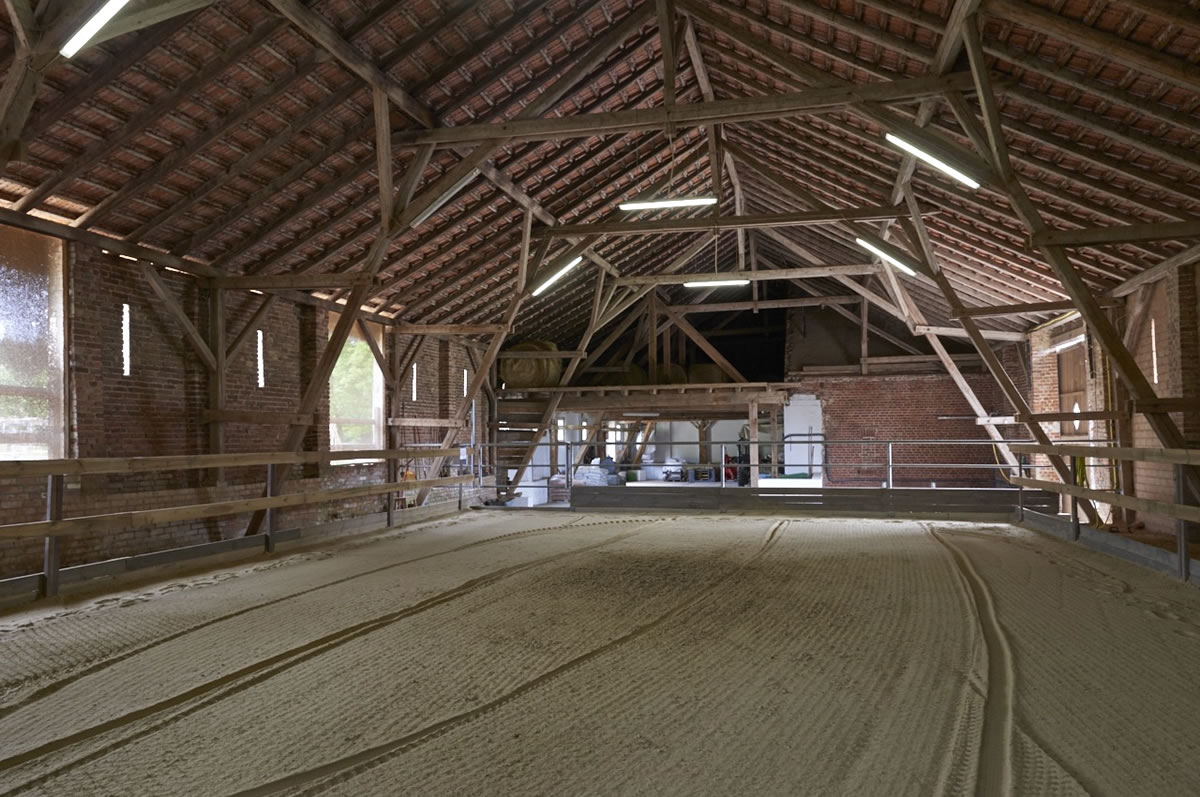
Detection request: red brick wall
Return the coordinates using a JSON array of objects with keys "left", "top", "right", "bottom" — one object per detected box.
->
[
  {"left": 788, "top": 371, "right": 1016, "bottom": 488},
  {"left": 0, "top": 243, "right": 489, "bottom": 579}
]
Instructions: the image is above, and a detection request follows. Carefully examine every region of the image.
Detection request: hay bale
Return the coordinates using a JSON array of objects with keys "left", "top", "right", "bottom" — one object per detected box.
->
[
  {"left": 500, "top": 341, "right": 563, "bottom": 388},
  {"left": 663, "top": 364, "right": 688, "bottom": 384},
  {"left": 689, "top": 363, "right": 728, "bottom": 384}
]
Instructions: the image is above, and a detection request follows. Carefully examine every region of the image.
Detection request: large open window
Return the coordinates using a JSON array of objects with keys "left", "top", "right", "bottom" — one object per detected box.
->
[
  {"left": 328, "top": 312, "right": 385, "bottom": 451},
  {"left": 0, "top": 226, "right": 65, "bottom": 460}
]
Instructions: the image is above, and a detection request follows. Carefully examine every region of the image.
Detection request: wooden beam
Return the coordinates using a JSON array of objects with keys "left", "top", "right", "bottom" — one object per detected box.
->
[
  {"left": 90, "top": 0, "right": 213, "bottom": 46},
  {"left": 615, "top": 264, "right": 878, "bottom": 286},
  {"left": 214, "top": 273, "right": 368, "bottom": 290},
  {"left": 357, "top": 317, "right": 393, "bottom": 385},
  {"left": 1133, "top": 397, "right": 1200, "bottom": 414},
  {"left": 262, "top": 0, "right": 435, "bottom": 128},
  {"left": 391, "top": 323, "right": 504, "bottom": 335},
  {"left": 954, "top": 299, "right": 1116, "bottom": 318},
  {"left": 395, "top": 72, "right": 977, "bottom": 148},
  {"left": 226, "top": 295, "right": 277, "bottom": 361},
  {"left": 984, "top": 0, "right": 1200, "bottom": 92},
  {"left": 656, "top": 0, "right": 677, "bottom": 108},
  {"left": 498, "top": 350, "right": 587, "bottom": 359},
  {"left": 1017, "top": 411, "right": 1125, "bottom": 424},
  {"left": 534, "top": 206, "right": 915, "bottom": 238},
  {"left": 141, "top": 265, "right": 217, "bottom": 372},
  {"left": 671, "top": 295, "right": 860, "bottom": 314},
  {"left": 203, "top": 409, "right": 318, "bottom": 425},
  {"left": 1110, "top": 243, "right": 1200, "bottom": 298},
  {"left": 3, "top": 0, "right": 34, "bottom": 51},
  {"left": 678, "top": 0, "right": 995, "bottom": 188},
  {"left": 1032, "top": 220, "right": 1200, "bottom": 249},
  {"left": 659, "top": 300, "right": 747, "bottom": 382},
  {"left": 963, "top": 12, "right": 1200, "bottom": 501},
  {"left": 913, "top": 325, "right": 1027, "bottom": 342},
  {"left": 387, "top": 417, "right": 467, "bottom": 428}
]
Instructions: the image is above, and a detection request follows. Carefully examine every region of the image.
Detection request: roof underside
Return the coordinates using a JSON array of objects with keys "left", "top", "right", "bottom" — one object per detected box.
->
[{"left": 1, "top": 0, "right": 1198, "bottom": 346}]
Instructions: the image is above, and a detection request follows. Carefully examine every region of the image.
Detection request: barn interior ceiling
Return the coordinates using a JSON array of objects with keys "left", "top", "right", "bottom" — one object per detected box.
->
[{"left": 0, "top": 0, "right": 1197, "bottom": 351}]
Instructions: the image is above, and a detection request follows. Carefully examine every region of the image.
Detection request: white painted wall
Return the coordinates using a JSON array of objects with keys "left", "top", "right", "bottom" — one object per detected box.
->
[{"left": 783, "top": 394, "right": 823, "bottom": 478}]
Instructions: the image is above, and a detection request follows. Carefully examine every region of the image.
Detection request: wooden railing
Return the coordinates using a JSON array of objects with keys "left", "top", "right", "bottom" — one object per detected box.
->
[
  {"left": 0, "top": 446, "right": 475, "bottom": 597},
  {"left": 1009, "top": 443, "right": 1196, "bottom": 580}
]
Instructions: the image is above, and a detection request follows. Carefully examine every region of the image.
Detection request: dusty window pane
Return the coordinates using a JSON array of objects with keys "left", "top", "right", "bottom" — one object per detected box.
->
[{"left": 0, "top": 226, "right": 65, "bottom": 459}]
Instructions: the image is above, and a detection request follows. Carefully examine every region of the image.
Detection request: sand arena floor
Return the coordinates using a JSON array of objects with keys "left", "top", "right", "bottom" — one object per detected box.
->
[{"left": 1, "top": 512, "right": 1199, "bottom": 796}]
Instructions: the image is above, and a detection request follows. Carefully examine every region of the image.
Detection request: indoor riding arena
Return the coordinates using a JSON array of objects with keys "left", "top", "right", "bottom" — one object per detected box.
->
[{"left": 1, "top": 0, "right": 1199, "bottom": 795}]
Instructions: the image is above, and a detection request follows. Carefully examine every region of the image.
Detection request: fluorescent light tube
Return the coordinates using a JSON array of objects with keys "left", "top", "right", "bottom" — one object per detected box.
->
[
  {"left": 885, "top": 133, "right": 981, "bottom": 190},
  {"left": 623, "top": 412, "right": 660, "bottom": 417},
  {"left": 61, "top": 0, "right": 134, "bottom": 57},
  {"left": 1048, "top": 334, "right": 1085, "bottom": 354},
  {"left": 682, "top": 279, "right": 750, "bottom": 288},
  {"left": 619, "top": 197, "right": 717, "bottom": 211},
  {"left": 532, "top": 256, "right": 583, "bottom": 297},
  {"left": 855, "top": 237, "right": 917, "bottom": 277}
]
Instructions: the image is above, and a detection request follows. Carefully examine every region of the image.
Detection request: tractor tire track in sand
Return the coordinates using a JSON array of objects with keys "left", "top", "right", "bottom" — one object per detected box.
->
[
  {"left": 226, "top": 520, "right": 789, "bottom": 797},
  {"left": 926, "top": 524, "right": 1014, "bottom": 797},
  {"left": 0, "top": 519, "right": 665, "bottom": 789}
]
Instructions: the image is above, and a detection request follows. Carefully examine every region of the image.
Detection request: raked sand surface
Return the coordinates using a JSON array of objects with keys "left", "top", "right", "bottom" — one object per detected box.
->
[{"left": 1, "top": 512, "right": 1199, "bottom": 796}]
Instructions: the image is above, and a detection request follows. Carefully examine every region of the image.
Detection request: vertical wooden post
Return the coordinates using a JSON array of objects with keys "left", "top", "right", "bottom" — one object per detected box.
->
[
  {"left": 663, "top": 325, "right": 672, "bottom": 377},
  {"left": 770, "top": 408, "right": 779, "bottom": 478},
  {"left": 748, "top": 400, "right": 760, "bottom": 487},
  {"left": 209, "top": 283, "right": 226, "bottom": 486},
  {"left": 860, "top": 298, "right": 869, "bottom": 375},
  {"left": 264, "top": 463, "right": 277, "bottom": 552},
  {"left": 549, "top": 414, "right": 559, "bottom": 476},
  {"left": 648, "top": 293, "right": 658, "bottom": 384},
  {"left": 1177, "top": 464, "right": 1191, "bottom": 582},
  {"left": 1070, "top": 457, "right": 1081, "bottom": 541},
  {"left": 41, "top": 474, "right": 63, "bottom": 598}
]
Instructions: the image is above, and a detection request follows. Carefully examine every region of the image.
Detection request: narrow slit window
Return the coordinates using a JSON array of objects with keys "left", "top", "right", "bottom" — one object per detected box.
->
[
  {"left": 122, "top": 303, "right": 131, "bottom": 377},
  {"left": 1150, "top": 318, "right": 1159, "bottom": 384},
  {"left": 463, "top": 368, "right": 468, "bottom": 397},
  {"left": 256, "top": 329, "right": 265, "bottom": 388},
  {"left": 411, "top": 362, "right": 418, "bottom": 402}
]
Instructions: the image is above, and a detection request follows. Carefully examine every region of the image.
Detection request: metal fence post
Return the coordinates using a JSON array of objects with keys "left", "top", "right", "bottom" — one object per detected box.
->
[
  {"left": 886, "top": 442, "right": 893, "bottom": 489},
  {"left": 566, "top": 442, "right": 573, "bottom": 488},
  {"left": 264, "top": 463, "right": 276, "bottom": 553},
  {"left": 1177, "top": 463, "right": 1190, "bottom": 582},
  {"left": 42, "top": 474, "right": 63, "bottom": 599},
  {"left": 1070, "top": 457, "right": 1080, "bottom": 541},
  {"left": 721, "top": 445, "right": 726, "bottom": 488}
]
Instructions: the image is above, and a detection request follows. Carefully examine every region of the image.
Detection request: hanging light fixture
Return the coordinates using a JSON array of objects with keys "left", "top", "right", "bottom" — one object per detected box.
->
[
  {"left": 61, "top": 0, "right": 134, "bottom": 57},
  {"left": 531, "top": 256, "right": 583, "bottom": 297},
  {"left": 855, "top": 237, "right": 918, "bottom": 277},
  {"left": 619, "top": 197, "right": 717, "bottom": 211},
  {"left": 683, "top": 278, "right": 749, "bottom": 288},
  {"left": 884, "top": 133, "right": 981, "bottom": 190}
]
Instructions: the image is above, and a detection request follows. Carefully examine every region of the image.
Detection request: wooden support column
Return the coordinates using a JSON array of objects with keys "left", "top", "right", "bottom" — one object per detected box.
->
[
  {"left": 770, "top": 408, "right": 780, "bottom": 478},
  {"left": 208, "top": 283, "right": 226, "bottom": 486},
  {"left": 648, "top": 292, "right": 659, "bottom": 383},
  {"left": 658, "top": 299, "right": 747, "bottom": 382},
  {"left": 697, "top": 420, "right": 712, "bottom": 465},
  {"left": 748, "top": 400, "right": 760, "bottom": 487},
  {"left": 860, "top": 298, "right": 869, "bottom": 375},
  {"left": 962, "top": 14, "right": 1200, "bottom": 502}
]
